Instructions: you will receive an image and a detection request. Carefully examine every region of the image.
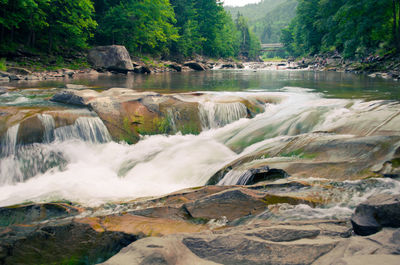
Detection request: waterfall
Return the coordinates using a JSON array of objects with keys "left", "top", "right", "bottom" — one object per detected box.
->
[
  {"left": 0, "top": 115, "right": 111, "bottom": 186},
  {"left": 217, "top": 170, "right": 249, "bottom": 186},
  {"left": 199, "top": 102, "right": 248, "bottom": 129},
  {"left": 38, "top": 114, "right": 55, "bottom": 143},
  {"left": 1, "top": 124, "right": 20, "bottom": 156},
  {"left": 54, "top": 117, "right": 111, "bottom": 143}
]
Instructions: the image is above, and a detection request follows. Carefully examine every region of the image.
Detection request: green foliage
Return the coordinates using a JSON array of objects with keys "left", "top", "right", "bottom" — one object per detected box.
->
[
  {"left": 282, "top": 0, "right": 396, "bottom": 58},
  {"left": 0, "top": 58, "right": 6, "bottom": 71},
  {"left": 0, "top": 0, "right": 96, "bottom": 54},
  {"left": 0, "top": 0, "right": 259, "bottom": 60},
  {"left": 95, "top": 0, "right": 179, "bottom": 55},
  {"left": 235, "top": 13, "right": 260, "bottom": 60}
]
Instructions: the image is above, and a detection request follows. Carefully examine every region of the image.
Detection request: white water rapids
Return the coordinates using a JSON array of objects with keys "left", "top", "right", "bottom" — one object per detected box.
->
[{"left": 0, "top": 88, "right": 399, "bottom": 216}]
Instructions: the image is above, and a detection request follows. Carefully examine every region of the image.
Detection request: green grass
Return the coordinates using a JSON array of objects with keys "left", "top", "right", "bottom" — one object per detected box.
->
[{"left": 0, "top": 58, "right": 6, "bottom": 71}]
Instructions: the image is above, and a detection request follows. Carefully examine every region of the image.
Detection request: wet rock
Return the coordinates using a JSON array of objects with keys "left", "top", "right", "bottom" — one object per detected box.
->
[
  {"left": 216, "top": 132, "right": 400, "bottom": 181},
  {"left": 51, "top": 89, "right": 99, "bottom": 106},
  {"left": 351, "top": 194, "right": 400, "bottom": 236},
  {"left": 24, "top": 75, "right": 40, "bottom": 80},
  {"left": 9, "top": 74, "right": 22, "bottom": 81},
  {"left": 0, "top": 71, "right": 10, "bottom": 77},
  {"left": 169, "top": 63, "right": 182, "bottom": 72},
  {"left": 184, "top": 62, "right": 207, "bottom": 71},
  {"left": 17, "top": 115, "right": 45, "bottom": 145},
  {"left": 314, "top": 228, "right": 400, "bottom": 264},
  {"left": 0, "top": 222, "right": 136, "bottom": 265},
  {"left": 101, "top": 237, "right": 219, "bottom": 265},
  {"left": 7, "top": 67, "right": 32, "bottom": 75},
  {"left": 0, "top": 203, "right": 80, "bottom": 226},
  {"left": 138, "top": 66, "right": 151, "bottom": 74},
  {"left": 88, "top": 45, "right": 134, "bottom": 73},
  {"left": 78, "top": 214, "right": 207, "bottom": 237},
  {"left": 102, "top": 221, "right": 346, "bottom": 265},
  {"left": 208, "top": 165, "right": 288, "bottom": 185},
  {"left": 221, "top": 63, "right": 235, "bottom": 69},
  {"left": 184, "top": 188, "right": 267, "bottom": 221}
]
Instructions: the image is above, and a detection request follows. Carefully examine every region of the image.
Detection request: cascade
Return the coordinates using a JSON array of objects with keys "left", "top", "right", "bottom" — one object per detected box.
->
[
  {"left": 1, "top": 124, "right": 20, "bottom": 157},
  {"left": 38, "top": 114, "right": 55, "bottom": 143},
  {"left": 199, "top": 101, "right": 248, "bottom": 129},
  {"left": 217, "top": 169, "right": 252, "bottom": 186},
  {"left": 54, "top": 117, "right": 111, "bottom": 143},
  {"left": 0, "top": 89, "right": 399, "bottom": 210}
]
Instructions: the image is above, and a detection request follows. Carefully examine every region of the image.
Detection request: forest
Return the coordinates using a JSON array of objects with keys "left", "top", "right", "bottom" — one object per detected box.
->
[
  {"left": 282, "top": 0, "right": 400, "bottom": 58},
  {"left": 0, "top": 0, "right": 260, "bottom": 60},
  {"left": 225, "top": 0, "right": 297, "bottom": 44}
]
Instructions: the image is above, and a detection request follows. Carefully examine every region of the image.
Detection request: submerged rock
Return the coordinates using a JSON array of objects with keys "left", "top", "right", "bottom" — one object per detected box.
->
[{"left": 351, "top": 194, "right": 400, "bottom": 236}]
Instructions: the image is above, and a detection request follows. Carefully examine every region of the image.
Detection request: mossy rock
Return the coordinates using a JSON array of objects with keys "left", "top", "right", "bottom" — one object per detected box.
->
[
  {"left": 0, "top": 222, "right": 136, "bottom": 265},
  {"left": 0, "top": 203, "right": 80, "bottom": 226}
]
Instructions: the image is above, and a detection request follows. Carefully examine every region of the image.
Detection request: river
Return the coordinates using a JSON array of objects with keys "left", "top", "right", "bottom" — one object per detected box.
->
[{"left": 0, "top": 69, "right": 399, "bottom": 221}]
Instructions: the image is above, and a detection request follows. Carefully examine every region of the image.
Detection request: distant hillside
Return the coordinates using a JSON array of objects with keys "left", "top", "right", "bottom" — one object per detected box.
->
[
  {"left": 225, "top": 0, "right": 287, "bottom": 22},
  {"left": 225, "top": 0, "right": 298, "bottom": 44}
]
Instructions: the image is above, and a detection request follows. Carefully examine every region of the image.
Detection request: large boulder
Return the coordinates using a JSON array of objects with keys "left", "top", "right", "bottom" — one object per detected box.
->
[
  {"left": 184, "top": 62, "right": 207, "bottom": 71},
  {"left": 88, "top": 45, "right": 134, "bottom": 73},
  {"left": 351, "top": 194, "right": 400, "bottom": 236}
]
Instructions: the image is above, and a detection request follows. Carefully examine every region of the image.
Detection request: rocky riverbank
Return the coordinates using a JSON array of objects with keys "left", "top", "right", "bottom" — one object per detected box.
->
[
  {"left": 1, "top": 181, "right": 399, "bottom": 264},
  {"left": 294, "top": 52, "right": 400, "bottom": 81},
  {"left": 0, "top": 45, "right": 245, "bottom": 83}
]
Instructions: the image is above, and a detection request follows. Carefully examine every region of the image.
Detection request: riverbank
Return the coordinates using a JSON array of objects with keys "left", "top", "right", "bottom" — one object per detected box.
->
[
  {"left": 292, "top": 52, "right": 400, "bottom": 81},
  {"left": 0, "top": 47, "right": 246, "bottom": 83}
]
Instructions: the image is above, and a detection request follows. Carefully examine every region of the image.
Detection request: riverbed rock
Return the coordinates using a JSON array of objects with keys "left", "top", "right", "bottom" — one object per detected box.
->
[
  {"left": 88, "top": 45, "right": 134, "bottom": 73},
  {"left": 0, "top": 222, "right": 136, "bottom": 265},
  {"left": 213, "top": 133, "right": 400, "bottom": 182},
  {"left": 169, "top": 63, "right": 182, "bottom": 72},
  {"left": 208, "top": 165, "right": 289, "bottom": 185},
  {"left": 184, "top": 61, "right": 207, "bottom": 71},
  {"left": 313, "top": 228, "right": 400, "bottom": 265},
  {"left": 0, "top": 203, "right": 80, "bottom": 226},
  {"left": 7, "top": 67, "right": 32, "bottom": 75},
  {"left": 101, "top": 220, "right": 349, "bottom": 265},
  {"left": 17, "top": 115, "right": 45, "bottom": 145},
  {"left": 351, "top": 194, "right": 400, "bottom": 236},
  {"left": 50, "top": 88, "right": 267, "bottom": 143}
]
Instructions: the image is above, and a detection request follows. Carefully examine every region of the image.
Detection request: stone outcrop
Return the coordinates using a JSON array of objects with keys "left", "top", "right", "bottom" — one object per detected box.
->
[
  {"left": 102, "top": 220, "right": 351, "bottom": 265},
  {"left": 1, "top": 180, "right": 400, "bottom": 264},
  {"left": 88, "top": 45, "right": 134, "bottom": 73},
  {"left": 351, "top": 194, "right": 400, "bottom": 236},
  {"left": 184, "top": 62, "right": 207, "bottom": 71},
  {"left": 50, "top": 88, "right": 267, "bottom": 144},
  {"left": 212, "top": 133, "right": 400, "bottom": 182}
]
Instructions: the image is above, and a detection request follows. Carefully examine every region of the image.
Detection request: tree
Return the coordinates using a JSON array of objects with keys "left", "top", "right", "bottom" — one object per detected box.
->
[{"left": 95, "top": 0, "right": 178, "bottom": 55}]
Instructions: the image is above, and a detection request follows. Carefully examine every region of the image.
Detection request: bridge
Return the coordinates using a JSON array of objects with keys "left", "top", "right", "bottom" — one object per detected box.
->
[{"left": 260, "top": 43, "right": 284, "bottom": 52}]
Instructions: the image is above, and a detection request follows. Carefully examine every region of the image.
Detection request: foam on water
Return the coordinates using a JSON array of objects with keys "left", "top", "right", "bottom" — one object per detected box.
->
[
  {"left": 0, "top": 89, "right": 399, "bottom": 208},
  {"left": 0, "top": 134, "right": 236, "bottom": 207}
]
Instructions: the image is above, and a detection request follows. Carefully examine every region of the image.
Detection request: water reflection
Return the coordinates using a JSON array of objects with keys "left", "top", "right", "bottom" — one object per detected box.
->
[{"left": 5, "top": 70, "right": 400, "bottom": 100}]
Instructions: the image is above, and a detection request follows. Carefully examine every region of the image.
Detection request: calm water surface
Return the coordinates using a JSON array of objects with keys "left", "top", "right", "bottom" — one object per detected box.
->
[{"left": 5, "top": 70, "right": 400, "bottom": 100}]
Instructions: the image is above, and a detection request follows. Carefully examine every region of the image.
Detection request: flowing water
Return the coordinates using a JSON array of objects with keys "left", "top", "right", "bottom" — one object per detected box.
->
[{"left": 0, "top": 70, "right": 399, "bottom": 221}]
